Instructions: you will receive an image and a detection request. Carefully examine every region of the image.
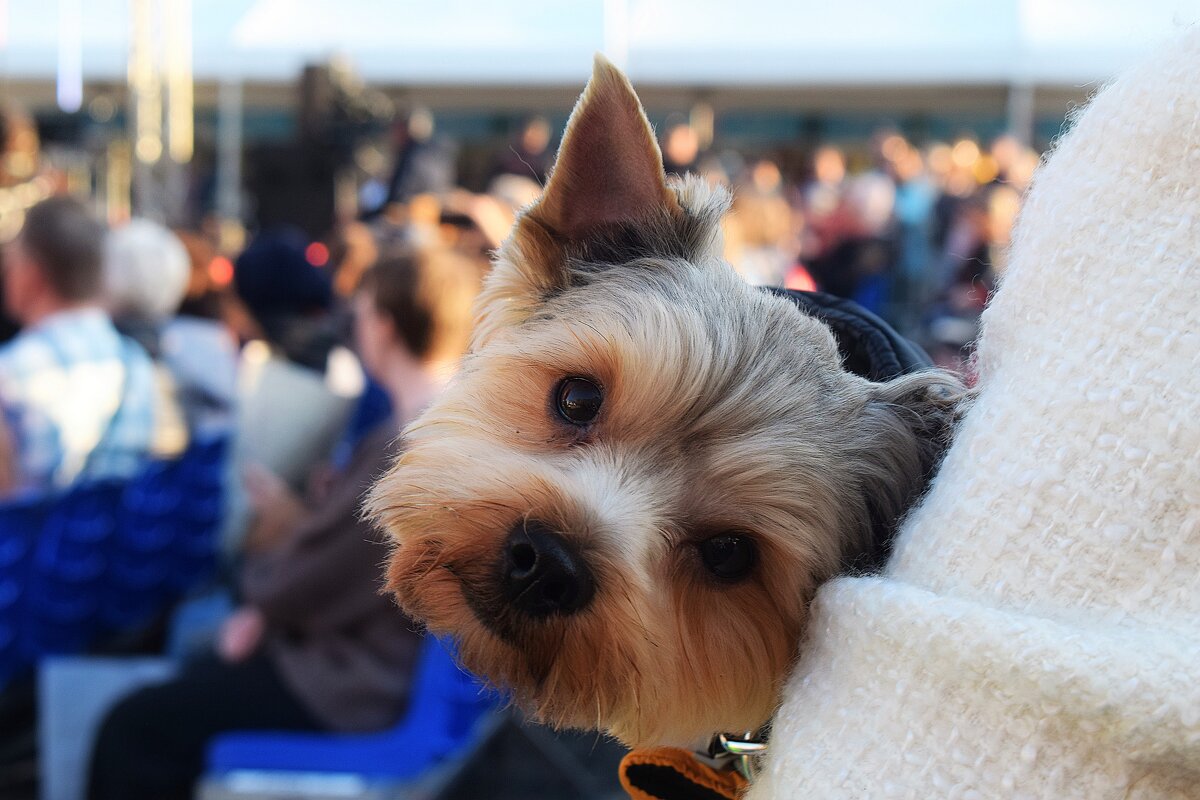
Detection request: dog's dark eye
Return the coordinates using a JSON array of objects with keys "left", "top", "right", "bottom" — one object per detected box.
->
[
  {"left": 556, "top": 377, "right": 603, "bottom": 425},
  {"left": 698, "top": 534, "right": 757, "bottom": 583}
]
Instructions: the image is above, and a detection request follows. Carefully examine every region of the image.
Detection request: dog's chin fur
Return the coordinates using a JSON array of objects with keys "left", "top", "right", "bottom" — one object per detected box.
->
[{"left": 367, "top": 57, "right": 963, "bottom": 750}]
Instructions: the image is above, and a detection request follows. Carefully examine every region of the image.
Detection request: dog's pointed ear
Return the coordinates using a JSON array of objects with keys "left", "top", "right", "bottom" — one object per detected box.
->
[
  {"left": 474, "top": 56, "right": 687, "bottom": 347},
  {"left": 530, "top": 54, "right": 680, "bottom": 241}
]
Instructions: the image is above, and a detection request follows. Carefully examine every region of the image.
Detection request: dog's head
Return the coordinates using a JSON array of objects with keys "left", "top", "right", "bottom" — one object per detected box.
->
[{"left": 368, "top": 57, "right": 961, "bottom": 748}]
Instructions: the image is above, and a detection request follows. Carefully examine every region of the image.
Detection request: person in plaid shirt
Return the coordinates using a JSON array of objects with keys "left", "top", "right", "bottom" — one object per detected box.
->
[{"left": 0, "top": 197, "right": 166, "bottom": 496}]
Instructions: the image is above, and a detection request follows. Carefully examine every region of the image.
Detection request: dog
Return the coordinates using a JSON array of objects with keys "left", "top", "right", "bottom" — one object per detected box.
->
[{"left": 367, "top": 56, "right": 962, "bottom": 753}]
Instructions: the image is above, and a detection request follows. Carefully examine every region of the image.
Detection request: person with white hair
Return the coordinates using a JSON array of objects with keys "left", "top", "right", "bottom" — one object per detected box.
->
[{"left": 104, "top": 220, "right": 237, "bottom": 438}]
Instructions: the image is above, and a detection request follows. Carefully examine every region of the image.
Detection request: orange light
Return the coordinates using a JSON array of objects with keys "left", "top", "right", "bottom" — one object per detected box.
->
[
  {"left": 306, "top": 242, "right": 330, "bottom": 267},
  {"left": 208, "top": 256, "right": 234, "bottom": 286}
]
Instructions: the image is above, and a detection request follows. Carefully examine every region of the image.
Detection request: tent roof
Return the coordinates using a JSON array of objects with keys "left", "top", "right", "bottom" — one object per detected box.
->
[{"left": 3, "top": 0, "right": 1199, "bottom": 86}]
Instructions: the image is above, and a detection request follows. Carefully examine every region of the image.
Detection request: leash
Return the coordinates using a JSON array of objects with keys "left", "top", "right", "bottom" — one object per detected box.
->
[{"left": 620, "top": 730, "right": 768, "bottom": 800}]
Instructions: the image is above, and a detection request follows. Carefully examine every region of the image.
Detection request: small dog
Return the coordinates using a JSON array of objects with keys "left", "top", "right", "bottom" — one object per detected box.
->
[{"left": 368, "top": 57, "right": 962, "bottom": 751}]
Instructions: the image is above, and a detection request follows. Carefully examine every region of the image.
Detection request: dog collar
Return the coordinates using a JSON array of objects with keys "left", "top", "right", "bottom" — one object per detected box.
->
[{"left": 619, "top": 730, "right": 767, "bottom": 800}]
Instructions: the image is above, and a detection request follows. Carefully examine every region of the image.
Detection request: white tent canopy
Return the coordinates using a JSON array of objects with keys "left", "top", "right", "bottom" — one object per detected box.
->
[{"left": 3, "top": 0, "right": 1200, "bottom": 86}]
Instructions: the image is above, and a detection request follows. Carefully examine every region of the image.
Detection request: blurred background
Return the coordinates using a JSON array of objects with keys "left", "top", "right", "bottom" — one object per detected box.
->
[
  {"left": 0, "top": 1, "right": 1199, "bottom": 799},
  {"left": 4, "top": 0, "right": 1200, "bottom": 362}
]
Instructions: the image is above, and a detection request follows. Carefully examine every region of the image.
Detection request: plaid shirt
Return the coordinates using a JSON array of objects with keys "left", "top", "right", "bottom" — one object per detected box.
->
[{"left": 0, "top": 308, "right": 159, "bottom": 495}]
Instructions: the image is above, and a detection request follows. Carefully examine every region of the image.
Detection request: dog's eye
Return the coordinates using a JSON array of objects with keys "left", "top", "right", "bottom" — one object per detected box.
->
[
  {"left": 698, "top": 534, "right": 757, "bottom": 583},
  {"left": 555, "top": 377, "right": 603, "bottom": 425}
]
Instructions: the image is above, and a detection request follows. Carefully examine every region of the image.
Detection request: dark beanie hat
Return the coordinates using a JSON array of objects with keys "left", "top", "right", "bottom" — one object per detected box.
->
[{"left": 233, "top": 227, "right": 333, "bottom": 319}]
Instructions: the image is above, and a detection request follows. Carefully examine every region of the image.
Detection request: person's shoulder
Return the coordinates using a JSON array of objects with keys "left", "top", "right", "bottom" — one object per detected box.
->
[
  {"left": 32, "top": 308, "right": 124, "bottom": 362},
  {"left": 0, "top": 328, "right": 56, "bottom": 381}
]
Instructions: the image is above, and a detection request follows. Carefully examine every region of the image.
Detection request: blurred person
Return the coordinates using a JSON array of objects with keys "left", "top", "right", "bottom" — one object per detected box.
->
[
  {"left": 370, "top": 192, "right": 445, "bottom": 255},
  {"left": 453, "top": 175, "right": 541, "bottom": 254},
  {"left": 989, "top": 133, "right": 1022, "bottom": 185},
  {"left": 936, "top": 190, "right": 994, "bottom": 298},
  {"left": 930, "top": 137, "right": 982, "bottom": 251},
  {"left": 990, "top": 134, "right": 1040, "bottom": 193},
  {"left": 377, "top": 109, "right": 457, "bottom": 211},
  {"left": 0, "top": 105, "right": 39, "bottom": 187},
  {"left": 806, "top": 145, "right": 847, "bottom": 208},
  {"left": 176, "top": 228, "right": 265, "bottom": 359},
  {"left": 490, "top": 115, "right": 554, "bottom": 183},
  {"left": 87, "top": 245, "right": 481, "bottom": 800},
  {"left": 0, "top": 198, "right": 173, "bottom": 496},
  {"left": 729, "top": 159, "right": 796, "bottom": 286},
  {"left": 800, "top": 145, "right": 848, "bottom": 261},
  {"left": 233, "top": 228, "right": 337, "bottom": 373},
  {"left": 104, "top": 220, "right": 191, "bottom": 353},
  {"left": 807, "top": 170, "right": 898, "bottom": 314},
  {"left": 924, "top": 187, "right": 1008, "bottom": 373},
  {"left": 105, "top": 220, "right": 238, "bottom": 438},
  {"left": 661, "top": 117, "right": 700, "bottom": 176},
  {"left": 223, "top": 229, "right": 353, "bottom": 554},
  {"left": 440, "top": 177, "right": 539, "bottom": 263},
  {"left": 696, "top": 152, "right": 733, "bottom": 190},
  {"left": 887, "top": 138, "right": 939, "bottom": 334},
  {"left": 846, "top": 157, "right": 899, "bottom": 237},
  {"left": 329, "top": 220, "right": 381, "bottom": 299}
]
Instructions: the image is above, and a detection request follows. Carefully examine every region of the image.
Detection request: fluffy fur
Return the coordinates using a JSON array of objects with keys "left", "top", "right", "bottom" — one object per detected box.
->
[{"left": 367, "top": 56, "right": 962, "bottom": 749}]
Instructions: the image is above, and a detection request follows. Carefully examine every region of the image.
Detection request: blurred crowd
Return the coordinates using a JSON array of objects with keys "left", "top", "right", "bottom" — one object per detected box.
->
[
  {"left": 654, "top": 119, "right": 1036, "bottom": 374},
  {"left": 0, "top": 137, "right": 489, "bottom": 797},
  {"left": 0, "top": 103, "right": 1039, "bottom": 798},
  {"left": 354, "top": 112, "right": 1039, "bottom": 374}
]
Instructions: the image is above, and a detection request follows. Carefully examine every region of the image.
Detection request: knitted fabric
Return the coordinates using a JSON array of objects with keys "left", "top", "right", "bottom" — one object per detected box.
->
[{"left": 752, "top": 30, "right": 1200, "bottom": 799}]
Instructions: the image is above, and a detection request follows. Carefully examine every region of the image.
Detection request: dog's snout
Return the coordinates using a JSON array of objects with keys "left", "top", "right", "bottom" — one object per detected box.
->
[{"left": 501, "top": 521, "right": 594, "bottom": 618}]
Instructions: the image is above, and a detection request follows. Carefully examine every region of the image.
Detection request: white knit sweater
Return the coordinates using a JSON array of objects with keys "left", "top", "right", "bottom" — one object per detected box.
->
[{"left": 752, "top": 31, "right": 1200, "bottom": 800}]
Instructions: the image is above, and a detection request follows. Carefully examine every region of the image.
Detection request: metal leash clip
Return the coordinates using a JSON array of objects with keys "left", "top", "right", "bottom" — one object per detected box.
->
[{"left": 695, "top": 730, "right": 769, "bottom": 781}]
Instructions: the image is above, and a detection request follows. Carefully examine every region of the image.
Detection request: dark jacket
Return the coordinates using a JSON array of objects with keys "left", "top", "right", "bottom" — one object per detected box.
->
[{"left": 240, "top": 421, "right": 419, "bottom": 732}]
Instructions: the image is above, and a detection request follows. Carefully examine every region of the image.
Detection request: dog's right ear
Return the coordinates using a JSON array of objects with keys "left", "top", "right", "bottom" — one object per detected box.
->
[
  {"left": 473, "top": 56, "right": 683, "bottom": 348},
  {"left": 529, "top": 55, "right": 680, "bottom": 246},
  {"left": 503, "top": 56, "right": 681, "bottom": 287}
]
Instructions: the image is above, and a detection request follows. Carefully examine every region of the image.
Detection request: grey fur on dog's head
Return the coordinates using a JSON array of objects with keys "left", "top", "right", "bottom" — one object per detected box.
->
[{"left": 368, "top": 55, "right": 963, "bottom": 748}]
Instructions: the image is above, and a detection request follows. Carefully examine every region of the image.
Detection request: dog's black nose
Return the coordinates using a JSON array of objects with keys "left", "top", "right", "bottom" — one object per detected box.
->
[{"left": 501, "top": 521, "right": 594, "bottom": 618}]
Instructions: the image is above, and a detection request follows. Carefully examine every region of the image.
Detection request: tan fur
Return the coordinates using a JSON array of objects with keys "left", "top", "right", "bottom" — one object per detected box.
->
[{"left": 367, "top": 56, "right": 963, "bottom": 749}]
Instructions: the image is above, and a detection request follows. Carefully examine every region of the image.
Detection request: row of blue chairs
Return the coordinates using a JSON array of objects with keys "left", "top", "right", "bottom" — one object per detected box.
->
[
  {"left": 203, "top": 635, "right": 501, "bottom": 797},
  {"left": 0, "top": 437, "right": 228, "bottom": 689}
]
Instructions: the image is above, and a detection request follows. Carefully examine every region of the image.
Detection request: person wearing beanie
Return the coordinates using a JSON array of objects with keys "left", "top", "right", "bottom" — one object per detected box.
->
[{"left": 233, "top": 228, "right": 336, "bottom": 373}]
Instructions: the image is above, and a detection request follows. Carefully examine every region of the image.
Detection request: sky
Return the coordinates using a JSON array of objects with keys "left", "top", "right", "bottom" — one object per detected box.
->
[{"left": 2, "top": 0, "right": 1200, "bottom": 84}]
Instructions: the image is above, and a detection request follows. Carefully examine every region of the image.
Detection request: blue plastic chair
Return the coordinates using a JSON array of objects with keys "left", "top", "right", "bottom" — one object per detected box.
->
[
  {"left": 206, "top": 636, "right": 498, "bottom": 787},
  {"left": 0, "top": 436, "right": 229, "bottom": 690},
  {"left": 26, "top": 482, "right": 124, "bottom": 655},
  {"left": 0, "top": 493, "right": 45, "bottom": 687},
  {"left": 0, "top": 481, "right": 124, "bottom": 688},
  {"left": 105, "top": 436, "right": 229, "bottom": 629},
  {"left": 165, "top": 436, "right": 228, "bottom": 591}
]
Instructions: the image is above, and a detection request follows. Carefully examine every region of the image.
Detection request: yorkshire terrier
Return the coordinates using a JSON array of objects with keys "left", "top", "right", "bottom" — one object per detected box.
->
[{"left": 368, "top": 57, "right": 962, "bottom": 753}]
